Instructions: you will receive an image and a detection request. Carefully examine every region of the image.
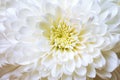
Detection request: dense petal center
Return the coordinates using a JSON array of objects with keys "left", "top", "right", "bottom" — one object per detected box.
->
[{"left": 47, "top": 20, "right": 81, "bottom": 52}]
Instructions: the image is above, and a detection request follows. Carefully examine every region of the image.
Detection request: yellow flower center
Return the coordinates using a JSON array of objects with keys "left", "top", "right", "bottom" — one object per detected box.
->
[{"left": 49, "top": 21, "right": 80, "bottom": 52}]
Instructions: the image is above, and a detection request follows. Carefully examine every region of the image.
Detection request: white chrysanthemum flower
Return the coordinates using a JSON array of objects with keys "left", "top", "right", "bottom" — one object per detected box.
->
[{"left": 0, "top": 0, "right": 120, "bottom": 80}]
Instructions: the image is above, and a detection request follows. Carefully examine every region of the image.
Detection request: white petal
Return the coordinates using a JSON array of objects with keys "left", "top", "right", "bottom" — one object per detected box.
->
[
  {"left": 42, "top": 1, "right": 58, "bottom": 15},
  {"left": 74, "top": 55, "right": 81, "bottom": 68},
  {"left": 0, "top": 39, "right": 11, "bottom": 54},
  {"left": 39, "top": 66, "right": 50, "bottom": 77},
  {"left": 64, "top": 60, "right": 75, "bottom": 75},
  {"left": 87, "top": 65, "right": 96, "bottom": 78},
  {"left": 91, "top": 0, "right": 101, "bottom": 14},
  {"left": 89, "top": 48, "right": 101, "bottom": 58},
  {"left": 81, "top": 53, "right": 93, "bottom": 66},
  {"left": 38, "top": 36, "right": 51, "bottom": 52},
  {"left": 97, "top": 70, "right": 112, "bottom": 79},
  {"left": 0, "top": 54, "right": 7, "bottom": 67},
  {"left": 75, "top": 66, "right": 87, "bottom": 76},
  {"left": 6, "top": 43, "right": 40, "bottom": 65},
  {"left": 41, "top": 54, "right": 55, "bottom": 69},
  {"left": 0, "top": 23, "right": 6, "bottom": 32},
  {"left": 51, "top": 64, "right": 63, "bottom": 78},
  {"left": 103, "top": 51, "right": 119, "bottom": 72},
  {"left": 56, "top": 52, "right": 69, "bottom": 62},
  {"left": 93, "top": 54, "right": 106, "bottom": 68},
  {"left": 100, "top": 6, "right": 118, "bottom": 22}
]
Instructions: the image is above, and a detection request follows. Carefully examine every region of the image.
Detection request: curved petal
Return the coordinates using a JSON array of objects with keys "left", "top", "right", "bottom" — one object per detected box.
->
[
  {"left": 103, "top": 51, "right": 119, "bottom": 72},
  {"left": 75, "top": 66, "right": 87, "bottom": 76},
  {"left": 87, "top": 65, "right": 96, "bottom": 78}
]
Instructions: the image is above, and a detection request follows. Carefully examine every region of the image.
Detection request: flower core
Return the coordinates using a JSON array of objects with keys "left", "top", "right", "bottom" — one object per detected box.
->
[{"left": 49, "top": 20, "right": 80, "bottom": 52}]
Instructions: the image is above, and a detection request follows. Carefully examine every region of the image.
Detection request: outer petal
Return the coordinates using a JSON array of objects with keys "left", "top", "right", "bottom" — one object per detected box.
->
[
  {"left": 87, "top": 65, "right": 96, "bottom": 78},
  {"left": 103, "top": 51, "right": 119, "bottom": 72}
]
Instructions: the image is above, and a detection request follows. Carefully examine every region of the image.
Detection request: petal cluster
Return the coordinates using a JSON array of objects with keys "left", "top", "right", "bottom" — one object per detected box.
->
[{"left": 0, "top": 0, "right": 120, "bottom": 80}]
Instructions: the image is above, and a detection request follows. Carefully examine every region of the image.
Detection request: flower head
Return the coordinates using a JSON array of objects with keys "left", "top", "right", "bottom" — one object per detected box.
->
[{"left": 0, "top": 0, "right": 120, "bottom": 80}]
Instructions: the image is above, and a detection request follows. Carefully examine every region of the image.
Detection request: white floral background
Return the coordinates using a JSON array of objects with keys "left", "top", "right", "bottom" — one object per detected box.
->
[{"left": 0, "top": 0, "right": 120, "bottom": 80}]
